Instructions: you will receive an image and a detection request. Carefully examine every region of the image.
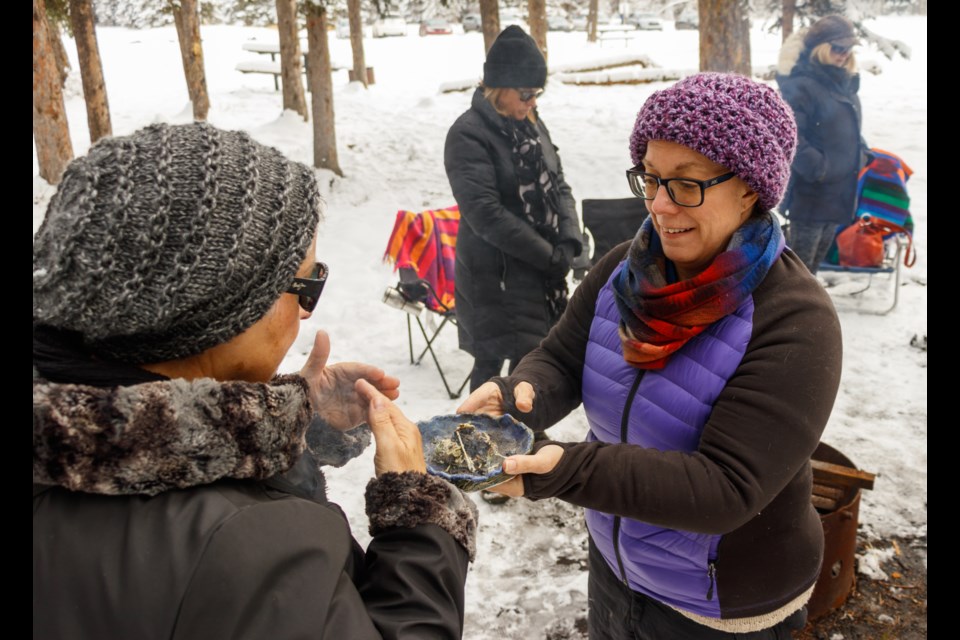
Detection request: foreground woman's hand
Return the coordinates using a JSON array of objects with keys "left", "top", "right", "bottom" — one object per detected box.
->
[
  {"left": 300, "top": 330, "right": 401, "bottom": 431},
  {"left": 485, "top": 444, "right": 565, "bottom": 498},
  {"left": 356, "top": 378, "right": 427, "bottom": 476},
  {"left": 456, "top": 380, "right": 536, "bottom": 416}
]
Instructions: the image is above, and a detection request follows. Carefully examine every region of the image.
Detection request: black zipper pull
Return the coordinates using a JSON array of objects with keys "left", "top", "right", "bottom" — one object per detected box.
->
[{"left": 706, "top": 562, "right": 716, "bottom": 601}]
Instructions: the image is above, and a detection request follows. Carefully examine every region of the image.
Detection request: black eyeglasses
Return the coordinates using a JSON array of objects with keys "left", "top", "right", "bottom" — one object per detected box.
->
[
  {"left": 626, "top": 168, "right": 737, "bottom": 207},
  {"left": 517, "top": 88, "right": 544, "bottom": 102},
  {"left": 286, "top": 261, "right": 328, "bottom": 312},
  {"left": 830, "top": 43, "right": 853, "bottom": 55}
]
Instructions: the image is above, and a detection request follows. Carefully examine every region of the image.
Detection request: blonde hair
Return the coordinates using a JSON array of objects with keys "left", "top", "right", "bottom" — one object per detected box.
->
[
  {"left": 810, "top": 41, "right": 857, "bottom": 74},
  {"left": 482, "top": 85, "right": 538, "bottom": 124}
]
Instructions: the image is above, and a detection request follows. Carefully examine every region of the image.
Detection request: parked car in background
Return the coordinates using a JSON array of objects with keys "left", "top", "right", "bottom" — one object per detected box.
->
[
  {"left": 547, "top": 15, "right": 573, "bottom": 31},
  {"left": 420, "top": 17, "right": 453, "bottom": 36},
  {"left": 372, "top": 14, "right": 407, "bottom": 37},
  {"left": 571, "top": 13, "right": 615, "bottom": 31},
  {"left": 462, "top": 13, "right": 482, "bottom": 32},
  {"left": 336, "top": 18, "right": 351, "bottom": 39},
  {"left": 674, "top": 12, "right": 699, "bottom": 30},
  {"left": 626, "top": 13, "right": 663, "bottom": 30}
]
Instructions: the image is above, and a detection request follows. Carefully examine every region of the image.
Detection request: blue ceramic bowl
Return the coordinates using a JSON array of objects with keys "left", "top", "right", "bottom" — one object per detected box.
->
[{"left": 417, "top": 413, "right": 535, "bottom": 492}]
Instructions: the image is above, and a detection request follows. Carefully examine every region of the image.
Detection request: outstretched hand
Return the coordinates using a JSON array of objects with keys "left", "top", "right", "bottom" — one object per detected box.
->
[
  {"left": 300, "top": 330, "right": 401, "bottom": 431},
  {"left": 356, "top": 378, "right": 427, "bottom": 476},
  {"left": 486, "top": 444, "right": 565, "bottom": 498},
  {"left": 456, "top": 380, "right": 536, "bottom": 416}
]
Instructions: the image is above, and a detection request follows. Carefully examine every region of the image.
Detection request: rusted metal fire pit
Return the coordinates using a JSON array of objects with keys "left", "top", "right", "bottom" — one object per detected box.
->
[{"left": 807, "top": 442, "right": 876, "bottom": 621}]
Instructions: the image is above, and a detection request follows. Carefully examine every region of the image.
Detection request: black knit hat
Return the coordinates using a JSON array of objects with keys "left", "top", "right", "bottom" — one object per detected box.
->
[
  {"left": 483, "top": 25, "right": 547, "bottom": 88},
  {"left": 803, "top": 14, "right": 858, "bottom": 50},
  {"left": 33, "top": 122, "right": 321, "bottom": 364}
]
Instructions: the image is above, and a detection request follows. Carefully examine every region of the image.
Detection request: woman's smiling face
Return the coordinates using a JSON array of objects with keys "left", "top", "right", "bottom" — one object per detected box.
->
[{"left": 642, "top": 140, "right": 759, "bottom": 280}]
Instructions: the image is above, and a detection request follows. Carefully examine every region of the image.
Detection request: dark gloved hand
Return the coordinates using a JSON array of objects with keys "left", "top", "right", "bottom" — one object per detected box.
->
[{"left": 547, "top": 242, "right": 576, "bottom": 280}]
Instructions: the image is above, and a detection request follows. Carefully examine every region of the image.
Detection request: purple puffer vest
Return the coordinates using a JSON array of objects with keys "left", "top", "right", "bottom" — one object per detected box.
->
[{"left": 582, "top": 264, "right": 754, "bottom": 618}]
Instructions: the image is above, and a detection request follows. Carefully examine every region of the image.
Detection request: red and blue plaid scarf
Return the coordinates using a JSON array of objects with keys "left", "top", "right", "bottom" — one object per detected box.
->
[{"left": 612, "top": 213, "right": 785, "bottom": 369}]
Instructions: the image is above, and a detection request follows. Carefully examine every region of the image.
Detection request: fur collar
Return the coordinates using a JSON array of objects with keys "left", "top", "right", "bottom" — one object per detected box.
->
[
  {"left": 33, "top": 374, "right": 317, "bottom": 496},
  {"left": 777, "top": 30, "right": 808, "bottom": 76}
]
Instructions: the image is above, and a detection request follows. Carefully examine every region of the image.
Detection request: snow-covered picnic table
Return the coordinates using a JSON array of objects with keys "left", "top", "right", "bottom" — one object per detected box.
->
[
  {"left": 597, "top": 24, "right": 636, "bottom": 47},
  {"left": 237, "top": 40, "right": 343, "bottom": 90}
]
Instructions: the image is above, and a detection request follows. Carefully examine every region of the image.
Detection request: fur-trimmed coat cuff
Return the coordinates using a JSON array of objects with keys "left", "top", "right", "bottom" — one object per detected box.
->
[{"left": 365, "top": 472, "right": 479, "bottom": 561}]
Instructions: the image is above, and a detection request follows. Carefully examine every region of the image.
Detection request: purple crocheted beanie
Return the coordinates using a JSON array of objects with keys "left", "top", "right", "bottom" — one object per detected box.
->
[{"left": 628, "top": 72, "right": 798, "bottom": 211}]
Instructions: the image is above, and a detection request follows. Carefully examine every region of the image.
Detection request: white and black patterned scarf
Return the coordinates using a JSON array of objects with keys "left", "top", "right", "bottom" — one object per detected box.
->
[{"left": 497, "top": 116, "right": 569, "bottom": 321}]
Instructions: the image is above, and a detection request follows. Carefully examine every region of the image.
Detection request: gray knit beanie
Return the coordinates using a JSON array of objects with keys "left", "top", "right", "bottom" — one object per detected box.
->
[{"left": 33, "top": 122, "right": 321, "bottom": 364}]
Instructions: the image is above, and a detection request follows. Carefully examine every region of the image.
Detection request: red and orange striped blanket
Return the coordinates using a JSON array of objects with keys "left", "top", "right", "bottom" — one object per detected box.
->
[{"left": 383, "top": 205, "right": 459, "bottom": 312}]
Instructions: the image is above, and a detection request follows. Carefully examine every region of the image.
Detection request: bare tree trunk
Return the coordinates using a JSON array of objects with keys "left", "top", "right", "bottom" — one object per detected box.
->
[
  {"left": 69, "top": 0, "right": 111, "bottom": 143},
  {"left": 347, "top": 0, "right": 367, "bottom": 88},
  {"left": 781, "top": 0, "right": 796, "bottom": 42},
  {"left": 276, "top": 0, "right": 308, "bottom": 120},
  {"left": 587, "top": 0, "right": 599, "bottom": 43},
  {"left": 34, "top": 0, "right": 73, "bottom": 184},
  {"left": 305, "top": 3, "right": 342, "bottom": 176},
  {"left": 527, "top": 0, "right": 547, "bottom": 64},
  {"left": 698, "top": 0, "right": 751, "bottom": 76},
  {"left": 479, "top": 0, "right": 500, "bottom": 55},
  {"left": 50, "top": 22, "right": 71, "bottom": 87},
  {"left": 170, "top": 0, "right": 210, "bottom": 121}
]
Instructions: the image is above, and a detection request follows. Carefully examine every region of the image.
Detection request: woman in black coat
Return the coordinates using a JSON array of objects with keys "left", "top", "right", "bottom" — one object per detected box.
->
[
  {"left": 33, "top": 123, "right": 477, "bottom": 639},
  {"left": 776, "top": 14, "right": 871, "bottom": 275},
  {"left": 444, "top": 26, "right": 582, "bottom": 395}
]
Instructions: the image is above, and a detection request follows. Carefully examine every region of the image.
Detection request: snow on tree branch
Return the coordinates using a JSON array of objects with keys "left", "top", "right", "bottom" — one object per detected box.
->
[{"left": 857, "top": 23, "right": 911, "bottom": 60}]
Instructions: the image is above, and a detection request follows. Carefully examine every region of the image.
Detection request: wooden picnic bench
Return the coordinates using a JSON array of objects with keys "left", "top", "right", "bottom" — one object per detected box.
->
[
  {"left": 597, "top": 25, "right": 636, "bottom": 47},
  {"left": 237, "top": 41, "right": 344, "bottom": 91}
]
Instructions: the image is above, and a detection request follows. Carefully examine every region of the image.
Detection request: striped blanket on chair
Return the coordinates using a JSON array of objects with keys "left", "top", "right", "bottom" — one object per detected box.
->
[
  {"left": 824, "top": 148, "right": 914, "bottom": 265},
  {"left": 383, "top": 205, "right": 459, "bottom": 313},
  {"left": 856, "top": 148, "right": 914, "bottom": 234}
]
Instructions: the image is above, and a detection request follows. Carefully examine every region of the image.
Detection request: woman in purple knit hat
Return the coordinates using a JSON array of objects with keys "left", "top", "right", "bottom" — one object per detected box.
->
[{"left": 459, "top": 72, "right": 843, "bottom": 638}]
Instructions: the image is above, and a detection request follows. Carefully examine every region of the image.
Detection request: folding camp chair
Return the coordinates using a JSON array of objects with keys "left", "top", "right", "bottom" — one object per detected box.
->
[
  {"left": 814, "top": 149, "right": 917, "bottom": 316},
  {"left": 582, "top": 197, "right": 648, "bottom": 266},
  {"left": 382, "top": 206, "right": 471, "bottom": 399},
  {"left": 816, "top": 233, "right": 907, "bottom": 315}
]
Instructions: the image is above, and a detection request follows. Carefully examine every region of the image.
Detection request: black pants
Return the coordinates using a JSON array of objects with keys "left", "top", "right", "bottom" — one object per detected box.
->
[
  {"left": 469, "top": 358, "right": 519, "bottom": 392},
  {"left": 587, "top": 538, "right": 806, "bottom": 639}
]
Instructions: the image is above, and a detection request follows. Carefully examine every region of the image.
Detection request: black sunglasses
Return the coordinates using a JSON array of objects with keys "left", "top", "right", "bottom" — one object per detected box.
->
[
  {"left": 286, "top": 261, "right": 328, "bottom": 312},
  {"left": 517, "top": 88, "right": 544, "bottom": 102},
  {"left": 830, "top": 43, "right": 853, "bottom": 55}
]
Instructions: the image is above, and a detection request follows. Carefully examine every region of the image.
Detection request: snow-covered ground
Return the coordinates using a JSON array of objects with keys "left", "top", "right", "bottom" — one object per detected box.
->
[{"left": 34, "top": 15, "right": 926, "bottom": 638}]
